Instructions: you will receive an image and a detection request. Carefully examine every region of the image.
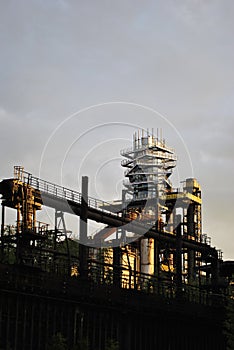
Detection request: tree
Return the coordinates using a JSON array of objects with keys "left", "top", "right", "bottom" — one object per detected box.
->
[
  {"left": 46, "top": 332, "right": 68, "bottom": 350},
  {"left": 72, "top": 337, "right": 89, "bottom": 350},
  {"left": 105, "top": 339, "right": 119, "bottom": 350}
]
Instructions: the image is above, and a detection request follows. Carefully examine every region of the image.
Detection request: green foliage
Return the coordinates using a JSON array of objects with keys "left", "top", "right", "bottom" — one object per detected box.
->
[
  {"left": 223, "top": 298, "right": 234, "bottom": 350},
  {"left": 72, "top": 337, "right": 89, "bottom": 350},
  {"left": 105, "top": 339, "right": 119, "bottom": 350},
  {"left": 46, "top": 332, "right": 68, "bottom": 350},
  {"left": 72, "top": 337, "right": 119, "bottom": 350}
]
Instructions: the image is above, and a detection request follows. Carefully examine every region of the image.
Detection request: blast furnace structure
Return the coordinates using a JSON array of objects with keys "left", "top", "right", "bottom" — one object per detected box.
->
[{"left": 0, "top": 129, "right": 232, "bottom": 350}]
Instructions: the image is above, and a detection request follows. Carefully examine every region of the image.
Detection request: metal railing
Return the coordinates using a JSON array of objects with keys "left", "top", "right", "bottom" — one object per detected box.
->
[
  {"left": 13, "top": 167, "right": 119, "bottom": 217},
  {"left": 88, "top": 260, "right": 225, "bottom": 307},
  {"left": 120, "top": 141, "right": 175, "bottom": 156},
  {"left": 121, "top": 153, "right": 176, "bottom": 167}
]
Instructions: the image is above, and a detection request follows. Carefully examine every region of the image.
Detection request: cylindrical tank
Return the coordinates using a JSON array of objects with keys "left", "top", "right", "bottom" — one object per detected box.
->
[{"left": 140, "top": 238, "right": 154, "bottom": 275}]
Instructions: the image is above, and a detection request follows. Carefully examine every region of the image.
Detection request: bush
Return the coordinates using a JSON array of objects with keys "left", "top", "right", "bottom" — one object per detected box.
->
[
  {"left": 105, "top": 339, "right": 119, "bottom": 350},
  {"left": 46, "top": 332, "right": 68, "bottom": 350}
]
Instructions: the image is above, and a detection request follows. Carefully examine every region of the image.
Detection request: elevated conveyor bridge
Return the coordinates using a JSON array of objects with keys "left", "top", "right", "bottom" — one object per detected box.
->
[{"left": 0, "top": 166, "right": 218, "bottom": 256}]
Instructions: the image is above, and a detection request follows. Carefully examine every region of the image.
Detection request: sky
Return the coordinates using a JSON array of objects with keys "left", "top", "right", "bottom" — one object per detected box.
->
[{"left": 0, "top": 0, "right": 233, "bottom": 259}]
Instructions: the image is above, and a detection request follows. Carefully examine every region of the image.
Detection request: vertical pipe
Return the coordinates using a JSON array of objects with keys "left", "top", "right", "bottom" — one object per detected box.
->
[
  {"left": 133, "top": 255, "right": 137, "bottom": 289},
  {"left": 54, "top": 210, "right": 59, "bottom": 273},
  {"left": 187, "top": 203, "right": 196, "bottom": 283},
  {"left": 113, "top": 247, "right": 121, "bottom": 288},
  {"left": 16, "top": 204, "right": 21, "bottom": 264},
  {"left": 154, "top": 239, "right": 160, "bottom": 292},
  {"left": 140, "top": 238, "right": 154, "bottom": 275},
  {"left": 33, "top": 207, "right": 36, "bottom": 232},
  {"left": 175, "top": 215, "right": 182, "bottom": 297},
  {"left": 17, "top": 204, "right": 21, "bottom": 233},
  {"left": 79, "top": 176, "right": 89, "bottom": 278}
]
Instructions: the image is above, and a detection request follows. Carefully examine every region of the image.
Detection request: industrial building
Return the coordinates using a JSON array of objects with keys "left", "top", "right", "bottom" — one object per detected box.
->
[{"left": 0, "top": 130, "right": 233, "bottom": 349}]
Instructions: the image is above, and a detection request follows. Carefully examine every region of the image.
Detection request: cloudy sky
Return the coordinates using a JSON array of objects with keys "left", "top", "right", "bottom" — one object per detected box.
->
[{"left": 0, "top": 0, "right": 233, "bottom": 259}]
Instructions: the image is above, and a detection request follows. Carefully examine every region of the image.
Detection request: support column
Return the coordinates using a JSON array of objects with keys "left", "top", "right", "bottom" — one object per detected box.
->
[
  {"left": 187, "top": 203, "right": 196, "bottom": 283},
  {"left": 16, "top": 203, "right": 21, "bottom": 264},
  {"left": 211, "top": 250, "right": 219, "bottom": 292},
  {"left": 154, "top": 239, "right": 160, "bottom": 277},
  {"left": 79, "top": 176, "right": 89, "bottom": 278},
  {"left": 175, "top": 215, "right": 182, "bottom": 297},
  {"left": 55, "top": 210, "right": 71, "bottom": 275},
  {"left": 154, "top": 239, "right": 160, "bottom": 293}
]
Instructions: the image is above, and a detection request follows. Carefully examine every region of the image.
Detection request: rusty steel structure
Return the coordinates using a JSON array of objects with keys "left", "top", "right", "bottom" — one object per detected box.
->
[{"left": 0, "top": 130, "right": 233, "bottom": 350}]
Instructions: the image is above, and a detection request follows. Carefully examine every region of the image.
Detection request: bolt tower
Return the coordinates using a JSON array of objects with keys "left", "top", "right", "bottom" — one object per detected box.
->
[{"left": 121, "top": 129, "right": 177, "bottom": 229}]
